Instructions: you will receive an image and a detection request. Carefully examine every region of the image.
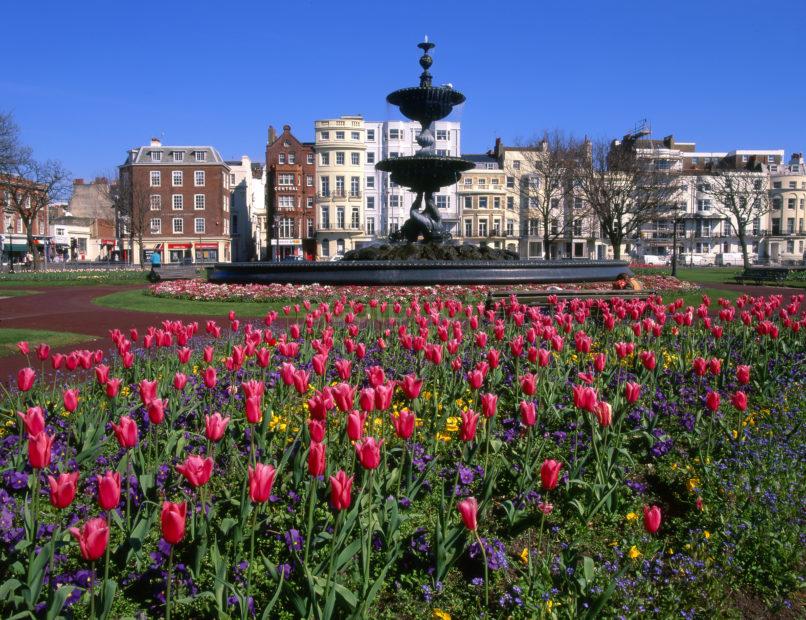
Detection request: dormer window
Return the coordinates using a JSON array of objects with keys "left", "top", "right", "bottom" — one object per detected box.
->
[
  {"left": 195, "top": 151, "right": 206, "bottom": 162},
  {"left": 150, "top": 151, "right": 162, "bottom": 162},
  {"left": 172, "top": 151, "right": 183, "bottom": 162}
]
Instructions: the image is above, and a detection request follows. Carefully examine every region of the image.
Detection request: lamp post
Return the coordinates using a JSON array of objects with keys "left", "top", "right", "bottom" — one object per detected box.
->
[
  {"left": 7, "top": 225, "right": 14, "bottom": 273},
  {"left": 671, "top": 216, "right": 680, "bottom": 277}
]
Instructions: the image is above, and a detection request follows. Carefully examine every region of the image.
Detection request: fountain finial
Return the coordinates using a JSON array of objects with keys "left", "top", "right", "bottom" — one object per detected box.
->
[{"left": 417, "top": 37, "right": 435, "bottom": 87}]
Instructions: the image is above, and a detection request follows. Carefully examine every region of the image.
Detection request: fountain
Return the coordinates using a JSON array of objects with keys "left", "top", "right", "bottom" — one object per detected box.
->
[{"left": 208, "top": 40, "right": 631, "bottom": 285}]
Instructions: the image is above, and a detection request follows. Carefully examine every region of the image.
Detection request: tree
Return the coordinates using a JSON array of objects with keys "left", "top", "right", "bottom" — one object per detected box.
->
[
  {"left": 502, "top": 131, "right": 588, "bottom": 260},
  {"left": 705, "top": 170, "right": 769, "bottom": 270},
  {"left": 115, "top": 169, "right": 153, "bottom": 266},
  {"left": 573, "top": 138, "right": 682, "bottom": 261},
  {"left": 0, "top": 112, "right": 30, "bottom": 175}
]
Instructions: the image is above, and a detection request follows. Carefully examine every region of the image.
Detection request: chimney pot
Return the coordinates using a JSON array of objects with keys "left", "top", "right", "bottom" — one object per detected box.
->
[
  {"left": 150, "top": 137, "right": 161, "bottom": 146},
  {"left": 74, "top": 178, "right": 84, "bottom": 185}
]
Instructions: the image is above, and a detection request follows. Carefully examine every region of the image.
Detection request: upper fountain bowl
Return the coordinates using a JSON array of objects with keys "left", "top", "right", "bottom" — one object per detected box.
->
[
  {"left": 376, "top": 155, "right": 474, "bottom": 193},
  {"left": 386, "top": 86, "right": 466, "bottom": 124}
]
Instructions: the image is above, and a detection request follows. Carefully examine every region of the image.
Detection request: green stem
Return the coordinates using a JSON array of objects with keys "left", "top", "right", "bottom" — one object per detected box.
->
[
  {"left": 89, "top": 561, "right": 96, "bottom": 619},
  {"left": 303, "top": 476, "right": 317, "bottom": 567},
  {"left": 323, "top": 510, "right": 343, "bottom": 612},
  {"left": 247, "top": 504, "right": 258, "bottom": 602},
  {"left": 165, "top": 546, "right": 174, "bottom": 620},
  {"left": 474, "top": 531, "right": 489, "bottom": 609},
  {"left": 125, "top": 451, "right": 132, "bottom": 533}
]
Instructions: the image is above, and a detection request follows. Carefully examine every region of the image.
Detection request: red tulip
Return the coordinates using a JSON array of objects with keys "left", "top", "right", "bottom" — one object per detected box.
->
[
  {"left": 537, "top": 348, "right": 551, "bottom": 367},
  {"left": 643, "top": 504, "right": 662, "bottom": 534},
  {"left": 292, "top": 369, "right": 310, "bottom": 395},
  {"left": 400, "top": 374, "right": 423, "bottom": 400},
  {"left": 111, "top": 416, "right": 138, "bottom": 449},
  {"left": 736, "top": 365, "right": 750, "bottom": 385},
  {"left": 481, "top": 393, "right": 498, "bottom": 419},
  {"left": 731, "top": 391, "right": 748, "bottom": 411},
  {"left": 366, "top": 365, "right": 385, "bottom": 388},
  {"left": 519, "top": 400, "right": 536, "bottom": 427},
  {"left": 51, "top": 353, "right": 64, "bottom": 370},
  {"left": 17, "top": 341, "right": 29, "bottom": 355},
  {"left": 359, "top": 387, "right": 375, "bottom": 412},
  {"left": 374, "top": 383, "right": 395, "bottom": 411},
  {"left": 176, "top": 455, "right": 214, "bottom": 488},
  {"left": 203, "top": 345, "right": 214, "bottom": 363},
  {"left": 161, "top": 501, "right": 187, "bottom": 545},
  {"left": 203, "top": 366, "right": 217, "bottom": 388},
  {"left": 346, "top": 410, "right": 366, "bottom": 441},
  {"left": 248, "top": 462, "right": 277, "bottom": 503},
  {"left": 18, "top": 406, "right": 45, "bottom": 437},
  {"left": 705, "top": 390, "right": 720, "bottom": 412},
  {"left": 70, "top": 517, "right": 109, "bottom": 561},
  {"left": 708, "top": 358, "right": 721, "bottom": 376},
  {"left": 48, "top": 471, "right": 79, "bottom": 509},
  {"left": 245, "top": 396, "right": 263, "bottom": 424},
  {"left": 331, "top": 383, "right": 356, "bottom": 413},
  {"left": 329, "top": 470, "right": 354, "bottom": 511},
  {"left": 459, "top": 409, "right": 480, "bottom": 442},
  {"left": 62, "top": 388, "right": 79, "bottom": 413},
  {"left": 457, "top": 497, "right": 478, "bottom": 531},
  {"left": 95, "top": 364, "right": 110, "bottom": 385},
  {"left": 334, "top": 358, "right": 352, "bottom": 380},
  {"left": 487, "top": 348, "right": 501, "bottom": 368},
  {"left": 205, "top": 412, "right": 230, "bottom": 442},
  {"left": 97, "top": 470, "right": 121, "bottom": 511},
  {"left": 540, "top": 459, "right": 562, "bottom": 491},
  {"left": 355, "top": 436, "right": 383, "bottom": 469},
  {"left": 28, "top": 431, "right": 53, "bottom": 469},
  {"left": 572, "top": 384, "right": 598, "bottom": 412},
  {"left": 17, "top": 367, "right": 35, "bottom": 392},
  {"left": 692, "top": 357, "right": 707, "bottom": 377},
  {"left": 392, "top": 409, "right": 416, "bottom": 440},
  {"left": 624, "top": 381, "right": 641, "bottom": 404},
  {"left": 105, "top": 378, "right": 122, "bottom": 399},
  {"left": 519, "top": 373, "right": 537, "bottom": 396},
  {"left": 467, "top": 369, "right": 484, "bottom": 391},
  {"left": 138, "top": 379, "right": 158, "bottom": 405},
  {"left": 593, "top": 353, "right": 606, "bottom": 372},
  {"left": 173, "top": 372, "right": 188, "bottom": 391},
  {"left": 242, "top": 379, "right": 265, "bottom": 400},
  {"left": 639, "top": 351, "right": 656, "bottom": 371},
  {"left": 594, "top": 401, "right": 612, "bottom": 427},
  {"left": 34, "top": 343, "right": 50, "bottom": 361},
  {"left": 145, "top": 398, "right": 165, "bottom": 425},
  {"left": 308, "top": 419, "right": 326, "bottom": 442},
  {"left": 308, "top": 441, "right": 326, "bottom": 476}
]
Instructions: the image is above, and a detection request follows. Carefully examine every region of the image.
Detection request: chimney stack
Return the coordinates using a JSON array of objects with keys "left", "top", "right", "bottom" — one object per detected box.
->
[
  {"left": 73, "top": 178, "right": 84, "bottom": 185},
  {"left": 150, "top": 137, "right": 161, "bottom": 146},
  {"left": 268, "top": 125, "right": 276, "bottom": 144}
]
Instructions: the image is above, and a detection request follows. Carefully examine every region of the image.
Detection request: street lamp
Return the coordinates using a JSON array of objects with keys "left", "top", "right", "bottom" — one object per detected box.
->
[
  {"left": 7, "top": 225, "right": 14, "bottom": 273},
  {"left": 671, "top": 216, "right": 680, "bottom": 277}
]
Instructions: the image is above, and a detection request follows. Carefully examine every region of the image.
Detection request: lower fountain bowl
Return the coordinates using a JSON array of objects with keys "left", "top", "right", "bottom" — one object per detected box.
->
[
  {"left": 207, "top": 259, "right": 633, "bottom": 286},
  {"left": 376, "top": 155, "right": 475, "bottom": 193}
]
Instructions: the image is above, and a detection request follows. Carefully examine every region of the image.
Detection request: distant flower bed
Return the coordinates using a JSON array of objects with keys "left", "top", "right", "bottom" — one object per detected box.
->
[{"left": 151, "top": 276, "right": 694, "bottom": 303}]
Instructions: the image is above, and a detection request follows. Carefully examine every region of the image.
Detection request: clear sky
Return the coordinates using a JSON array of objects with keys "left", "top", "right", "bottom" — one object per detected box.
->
[{"left": 2, "top": 0, "right": 804, "bottom": 179}]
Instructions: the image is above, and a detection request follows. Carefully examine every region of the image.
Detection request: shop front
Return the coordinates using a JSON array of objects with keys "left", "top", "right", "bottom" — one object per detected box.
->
[
  {"left": 168, "top": 243, "right": 193, "bottom": 264},
  {"left": 195, "top": 242, "right": 219, "bottom": 264}
]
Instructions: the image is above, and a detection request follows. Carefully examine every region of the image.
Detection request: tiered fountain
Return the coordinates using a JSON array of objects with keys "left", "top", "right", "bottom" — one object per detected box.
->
[{"left": 208, "top": 40, "right": 630, "bottom": 285}]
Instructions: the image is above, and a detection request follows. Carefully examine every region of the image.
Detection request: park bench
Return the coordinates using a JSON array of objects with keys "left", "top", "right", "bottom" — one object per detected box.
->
[
  {"left": 146, "top": 265, "right": 201, "bottom": 283},
  {"left": 734, "top": 267, "right": 790, "bottom": 286},
  {"left": 485, "top": 288, "right": 655, "bottom": 312}
]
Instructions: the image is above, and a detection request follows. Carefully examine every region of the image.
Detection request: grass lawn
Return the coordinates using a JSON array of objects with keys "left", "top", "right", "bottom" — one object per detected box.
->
[
  {"left": 93, "top": 288, "right": 288, "bottom": 317},
  {"left": 0, "top": 289, "right": 39, "bottom": 298},
  {"left": 0, "top": 269, "right": 151, "bottom": 287},
  {"left": 635, "top": 266, "right": 806, "bottom": 289},
  {"left": 0, "top": 328, "right": 94, "bottom": 357}
]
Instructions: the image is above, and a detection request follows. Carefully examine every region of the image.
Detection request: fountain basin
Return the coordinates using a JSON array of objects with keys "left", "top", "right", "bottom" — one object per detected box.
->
[
  {"left": 376, "top": 155, "right": 474, "bottom": 193},
  {"left": 386, "top": 86, "right": 466, "bottom": 123},
  {"left": 207, "top": 259, "right": 632, "bottom": 286}
]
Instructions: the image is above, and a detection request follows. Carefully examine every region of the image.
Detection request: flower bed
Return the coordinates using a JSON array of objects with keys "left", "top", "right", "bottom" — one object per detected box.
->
[
  {"left": 1, "top": 291, "right": 804, "bottom": 618},
  {"left": 150, "top": 275, "right": 695, "bottom": 303}
]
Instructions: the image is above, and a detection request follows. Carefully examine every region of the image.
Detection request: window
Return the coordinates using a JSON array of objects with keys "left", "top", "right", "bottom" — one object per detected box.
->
[
  {"left": 741, "top": 155, "right": 749, "bottom": 163},
  {"left": 478, "top": 220, "right": 488, "bottom": 236},
  {"left": 350, "top": 177, "right": 360, "bottom": 196},
  {"left": 194, "top": 194, "right": 205, "bottom": 210},
  {"left": 150, "top": 218, "right": 161, "bottom": 233},
  {"left": 506, "top": 176, "right": 514, "bottom": 188},
  {"left": 436, "top": 195, "right": 448, "bottom": 209},
  {"left": 306, "top": 175, "right": 313, "bottom": 187},
  {"left": 336, "top": 239, "right": 345, "bottom": 255},
  {"left": 336, "top": 207, "right": 345, "bottom": 228},
  {"left": 478, "top": 178, "right": 486, "bottom": 186},
  {"left": 366, "top": 217, "right": 375, "bottom": 235},
  {"left": 320, "top": 152, "right": 330, "bottom": 165},
  {"left": 463, "top": 196, "right": 473, "bottom": 210},
  {"left": 335, "top": 176, "right": 345, "bottom": 194},
  {"left": 789, "top": 181, "right": 797, "bottom": 189},
  {"left": 772, "top": 218, "right": 781, "bottom": 235},
  {"left": 335, "top": 131, "right": 345, "bottom": 140},
  {"left": 172, "top": 171, "right": 183, "bottom": 186},
  {"left": 464, "top": 219, "right": 473, "bottom": 237},
  {"left": 506, "top": 220, "right": 515, "bottom": 236},
  {"left": 172, "top": 195, "right": 184, "bottom": 210},
  {"left": 150, "top": 151, "right": 162, "bottom": 162},
  {"left": 436, "top": 129, "right": 447, "bottom": 140},
  {"left": 436, "top": 149, "right": 448, "bottom": 157},
  {"left": 507, "top": 196, "right": 514, "bottom": 210},
  {"left": 367, "top": 129, "right": 375, "bottom": 141},
  {"left": 366, "top": 196, "right": 375, "bottom": 210},
  {"left": 767, "top": 155, "right": 775, "bottom": 163},
  {"left": 150, "top": 195, "right": 161, "bottom": 210},
  {"left": 574, "top": 242, "right": 584, "bottom": 257},
  {"left": 307, "top": 218, "right": 314, "bottom": 237},
  {"left": 479, "top": 197, "right": 488, "bottom": 209},
  {"left": 528, "top": 219, "right": 539, "bottom": 235},
  {"left": 366, "top": 176, "right": 375, "bottom": 189},
  {"left": 289, "top": 153, "right": 296, "bottom": 164},
  {"left": 788, "top": 198, "right": 796, "bottom": 210},
  {"left": 697, "top": 199, "right": 711, "bottom": 211},
  {"left": 351, "top": 153, "right": 360, "bottom": 165},
  {"left": 787, "top": 217, "right": 795, "bottom": 234},
  {"left": 320, "top": 131, "right": 329, "bottom": 140},
  {"left": 321, "top": 239, "right": 330, "bottom": 257},
  {"left": 194, "top": 171, "right": 205, "bottom": 186},
  {"left": 279, "top": 196, "right": 295, "bottom": 209},
  {"left": 194, "top": 218, "right": 205, "bottom": 233},
  {"left": 573, "top": 219, "right": 582, "bottom": 236},
  {"left": 307, "top": 153, "right": 314, "bottom": 164},
  {"left": 307, "top": 197, "right": 314, "bottom": 209},
  {"left": 195, "top": 151, "right": 206, "bottom": 162},
  {"left": 173, "top": 151, "right": 183, "bottom": 162},
  {"left": 224, "top": 219, "right": 229, "bottom": 235},
  {"left": 336, "top": 152, "right": 345, "bottom": 165},
  {"left": 528, "top": 177, "right": 539, "bottom": 188},
  {"left": 172, "top": 218, "right": 184, "bottom": 233},
  {"left": 773, "top": 198, "right": 782, "bottom": 210},
  {"left": 351, "top": 131, "right": 360, "bottom": 140},
  {"left": 367, "top": 152, "right": 375, "bottom": 164},
  {"left": 800, "top": 218, "right": 804, "bottom": 233},
  {"left": 513, "top": 160, "right": 521, "bottom": 170},
  {"left": 551, "top": 219, "right": 559, "bottom": 235},
  {"left": 787, "top": 239, "right": 795, "bottom": 253},
  {"left": 389, "top": 129, "right": 400, "bottom": 140},
  {"left": 389, "top": 151, "right": 399, "bottom": 159},
  {"left": 228, "top": 173, "right": 236, "bottom": 187},
  {"left": 691, "top": 157, "right": 699, "bottom": 165},
  {"left": 389, "top": 195, "right": 400, "bottom": 208},
  {"left": 279, "top": 173, "right": 294, "bottom": 185},
  {"left": 321, "top": 177, "right": 330, "bottom": 196},
  {"left": 351, "top": 208, "right": 360, "bottom": 229},
  {"left": 150, "top": 171, "right": 161, "bottom": 187},
  {"left": 278, "top": 154, "right": 285, "bottom": 164},
  {"left": 493, "top": 197, "right": 501, "bottom": 209},
  {"left": 464, "top": 178, "right": 472, "bottom": 186},
  {"left": 280, "top": 217, "right": 294, "bottom": 238},
  {"left": 321, "top": 206, "right": 330, "bottom": 228}
]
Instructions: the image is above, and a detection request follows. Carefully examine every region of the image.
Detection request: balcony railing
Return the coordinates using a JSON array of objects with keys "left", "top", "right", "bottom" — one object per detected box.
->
[{"left": 317, "top": 223, "right": 363, "bottom": 232}]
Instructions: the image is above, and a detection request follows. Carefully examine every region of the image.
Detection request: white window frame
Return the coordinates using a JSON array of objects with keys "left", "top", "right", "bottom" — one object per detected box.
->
[
  {"left": 172, "top": 217, "right": 184, "bottom": 234},
  {"left": 172, "top": 171, "right": 183, "bottom": 187},
  {"left": 194, "top": 194, "right": 205, "bottom": 210},
  {"left": 150, "top": 171, "right": 161, "bottom": 187},
  {"left": 351, "top": 152, "right": 360, "bottom": 165},
  {"left": 172, "top": 195, "right": 184, "bottom": 210},
  {"left": 172, "top": 151, "right": 183, "bottom": 162},
  {"left": 150, "top": 195, "right": 161, "bottom": 210},
  {"left": 195, "top": 151, "right": 206, "bottom": 162},
  {"left": 194, "top": 170, "right": 205, "bottom": 187},
  {"left": 150, "top": 218, "right": 161, "bottom": 234},
  {"left": 194, "top": 217, "right": 205, "bottom": 234},
  {"left": 150, "top": 151, "right": 162, "bottom": 162},
  {"left": 306, "top": 153, "right": 314, "bottom": 164}
]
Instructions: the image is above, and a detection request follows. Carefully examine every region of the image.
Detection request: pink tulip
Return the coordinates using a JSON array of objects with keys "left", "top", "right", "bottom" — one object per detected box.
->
[
  {"left": 292, "top": 369, "right": 310, "bottom": 395},
  {"left": 245, "top": 396, "right": 263, "bottom": 424},
  {"left": 519, "top": 400, "right": 536, "bottom": 427},
  {"left": 248, "top": 462, "right": 277, "bottom": 503},
  {"left": 731, "top": 391, "right": 747, "bottom": 411},
  {"left": 329, "top": 470, "right": 354, "bottom": 511},
  {"left": 18, "top": 406, "right": 45, "bottom": 437},
  {"left": 147, "top": 399, "right": 165, "bottom": 425},
  {"left": 176, "top": 455, "right": 214, "bottom": 488},
  {"left": 540, "top": 459, "right": 562, "bottom": 491},
  {"left": 572, "top": 384, "right": 598, "bottom": 412},
  {"left": 34, "top": 343, "right": 50, "bottom": 360},
  {"left": 705, "top": 390, "right": 720, "bottom": 412},
  {"left": 374, "top": 383, "right": 395, "bottom": 411},
  {"left": 346, "top": 410, "right": 367, "bottom": 441},
  {"left": 480, "top": 393, "right": 498, "bottom": 419},
  {"left": 97, "top": 470, "right": 121, "bottom": 511},
  {"left": 70, "top": 517, "right": 109, "bottom": 561},
  {"left": 519, "top": 373, "right": 537, "bottom": 396},
  {"left": 48, "top": 471, "right": 79, "bottom": 509},
  {"left": 366, "top": 365, "right": 385, "bottom": 388},
  {"left": 459, "top": 409, "right": 480, "bottom": 442},
  {"left": 173, "top": 372, "right": 188, "bottom": 391},
  {"left": 355, "top": 436, "right": 383, "bottom": 469},
  {"left": 63, "top": 388, "right": 79, "bottom": 413},
  {"left": 457, "top": 497, "right": 478, "bottom": 531},
  {"left": 205, "top": 412, "right": 230, "bottom": 442},
  {"left": 736, "top": 365, "right": 750, "bottom": 385},
  {"left": 594, "top": 401, "right": 612, "bottom": 427},
  {"left": 308, "top": 419, "right": 326, "bottom": 443},
  {"left": 111, "top": 416, "right": 138, "bottom": 449},
  {"left": 28, "top": 431, "right": 54, "bottom": 469},
  {"left": 643, "top": 504, "right": 662, "bottom": 534},
  {"left": 203, "top": 366, "right": 217, "bottom": 388},
  {"left": 308, "top": 441, "right": 326, "bottom": 476},
  {"left": 392, "top": 409, "right": 416, "bottom": 440},
  {"left": 105, "top": 378, "right": 122, "bottom": 399},
  {"left": 138, "top": 379, "right": 158, "bottom": 405},
  {"left": 17, "top": 367, "right": 35, "bottom": 392},
  {"left": 94, "top": 364, "right": 110, "bottom": 385},
  {"left": 692, "top": 357, "right": 707, "bottom": 377},
  {"left": 624, "top": 381, "right": 641, "bottom": 404},
  {"left": 359, "top": 387, "right": 375, "bottom": 412},
  {"left": 17, "top": 341, "right": 29, "bottom": 355},
  {"left": 467, "top": 369, "right": 484, "bottom": 391},
  {"left": 639, "top": 351, "right": 656, "bottom": 371},
  {"left": 161, "top": 502, "right": 187, "bottom": 545},
  {"left": 400, "top": 374, "right": 423, "bottom": 400}
]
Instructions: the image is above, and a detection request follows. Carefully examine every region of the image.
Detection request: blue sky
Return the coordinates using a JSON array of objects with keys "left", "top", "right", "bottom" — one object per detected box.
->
[{"left": 2, "top": 0, "right": 804, "bottom": 179}]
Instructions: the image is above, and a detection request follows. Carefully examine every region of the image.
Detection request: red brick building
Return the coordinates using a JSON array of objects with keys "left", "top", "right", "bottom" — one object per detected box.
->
[
  {"left": 119, "top": 138, "right": 232, "bottom": 264},
  {"left": 265, "top": 125, "right": 317, "bottom": 260}
]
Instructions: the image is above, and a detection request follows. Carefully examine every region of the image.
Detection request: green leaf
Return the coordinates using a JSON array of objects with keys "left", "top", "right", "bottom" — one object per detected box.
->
[
  {"left": 0, "top": 578, "right": 21, "bottom": 599},
  {"left": 100, "top": 579, "right": 117, "bottom": 620},
  {"left": 334, "top": 539, "right": 362, "bottom": 571},
  {"left": 24, "top": 540, "right": 52, "bottom": 607},
  {"left": 583, "top": 556, "right": 595, "bottom": 584},
  {"left": 46, "top": 586, "right": 75, "bottom": 620}
]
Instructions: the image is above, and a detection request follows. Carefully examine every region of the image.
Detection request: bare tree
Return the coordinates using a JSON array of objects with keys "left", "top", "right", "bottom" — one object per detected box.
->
[
  {"left": 573, "top": 138, "right": 682, "bottom": 261},
  {"left": 503, "top": 131, "right": 588, "bottom": 259},
  {"left": 116, "top": 169, "right": 153, "bottom": 266},
  {"left": 4, "top": 157, "right": 71, "bottom": 270},
  {"left": 0, "top": 112, "right": 30, "bottom": 175},
  {"left": 706, "top": 170, "right": 769, "bottom": 270}
]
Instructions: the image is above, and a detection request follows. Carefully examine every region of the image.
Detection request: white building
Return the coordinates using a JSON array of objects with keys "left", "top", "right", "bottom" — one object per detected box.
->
[{"left": 226, "top": 156, "right": 266, "bottom": 261}]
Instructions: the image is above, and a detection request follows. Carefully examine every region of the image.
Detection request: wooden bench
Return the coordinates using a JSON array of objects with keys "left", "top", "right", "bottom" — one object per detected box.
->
[
  {"left": 146, "top": 265, "right": 201, "bottom": 283},
  {"left": 735, "top": 267, "right": 790, "bottom": 286},
  {"left": 485, "top": 288, "right": 656, "bottom": 311}
]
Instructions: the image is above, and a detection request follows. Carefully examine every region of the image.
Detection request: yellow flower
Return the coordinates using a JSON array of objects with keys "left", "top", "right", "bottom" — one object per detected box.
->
[
  {"left": 445, "top": 417, "right": 460, "bottom": 433},
  {"left": 668, "top": 548, "right": 675, "bottom": 555},
  {"left": 436, "top": 433, "right": 452, "bottom": 442},
  {"left": 703, "top": 530, "right": 711, "bottom": 539},
  {"left": 731, "top": 430, "right": 738, "bottom": 439},
  {"left": 628, "top": 545, "right": 642, "bottom": 559},
  {"left": 625, "top": 512, "right": 638, "bottom": 522},
  {"left": 546, "top": 599, "right": 554, "bottom": 612},
  {"left": 433, "top": 610, "right": 450, "bottom": 620},
  {"left": 687, "top": 478, "right": 700, "bottom": 493},
  {"left": 519, "top": 547, "right": 529, "bottom": 564}
]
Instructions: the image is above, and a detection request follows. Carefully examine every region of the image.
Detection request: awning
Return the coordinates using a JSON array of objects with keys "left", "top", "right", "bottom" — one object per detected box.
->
[
  {"left": 101, "top": 239, "right": 116, "bottom": 245},
  {"left": 168, "top": 243, "right": 192, "bottom": 249},
  {"left": 3, "top": 243, "right": 29, "bottom": 253},
  {"left": 195, "top": 243, "right": 219, "bottom": 249}
]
